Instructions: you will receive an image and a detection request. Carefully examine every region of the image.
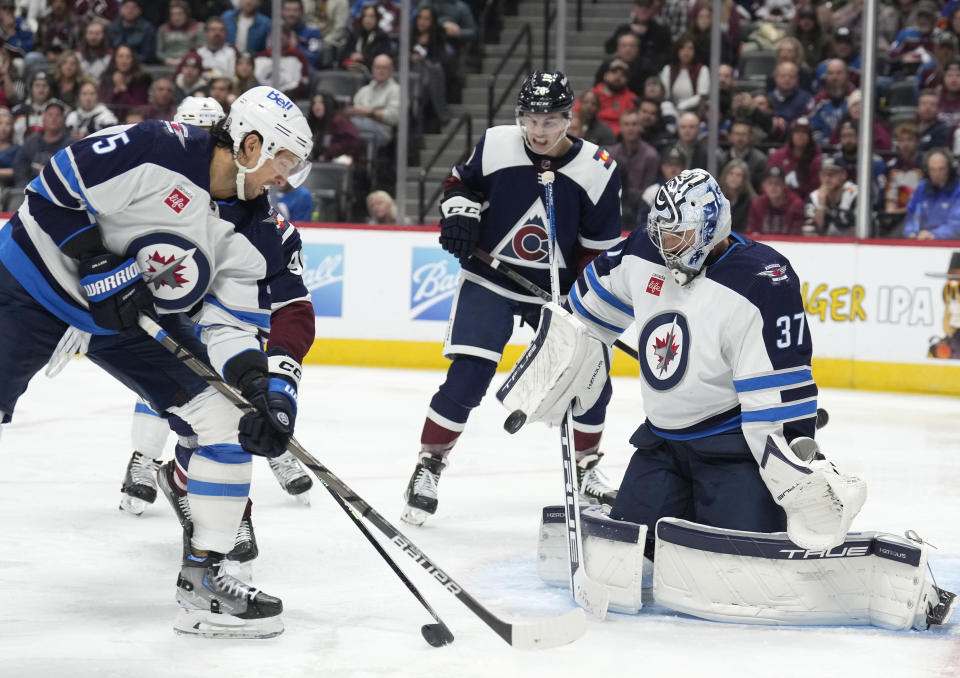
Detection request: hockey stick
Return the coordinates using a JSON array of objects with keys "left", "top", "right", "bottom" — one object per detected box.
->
[
  {"left": 540, "top": 170, "right": 609, "bottom": 620},
  {"left": 472, "top": 249, "right": 831, "bottom": 431},
  {"left": 137, "top": 314, "right": 586, "bottom": 650}
]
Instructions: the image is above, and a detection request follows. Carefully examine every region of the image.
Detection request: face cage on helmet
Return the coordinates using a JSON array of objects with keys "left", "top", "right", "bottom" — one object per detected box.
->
[{"left": 646, "top": 216, "right": 712, "bottom": 284}]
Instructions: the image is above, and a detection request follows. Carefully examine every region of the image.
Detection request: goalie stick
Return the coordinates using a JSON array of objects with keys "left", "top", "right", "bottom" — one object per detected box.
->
[
  {"left": 540, "top": 170, "right": 610, "bottom": 620},
  {"left": 137, "top": 314, "right": 587, "bottom": 650}
]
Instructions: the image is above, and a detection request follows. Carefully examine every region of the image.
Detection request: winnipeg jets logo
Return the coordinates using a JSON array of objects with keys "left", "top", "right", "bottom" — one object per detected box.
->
[
  {"left": 130, "top": 233, "right": 209, "bottom": 311},
  {"left": 639, "top": 311, "right": 690, "bottom": 390},
  {"left": 143, "top": 250, "right": 192, "bottom": 289},
  {"left": 758, "top": 263, "right": 790, "bottom": 284},
  {"left": 491, "top": 198, "right": 567, "bottom": 270},
  {"left": 163, "top": 120, "right": 189, "bottom": 149}
]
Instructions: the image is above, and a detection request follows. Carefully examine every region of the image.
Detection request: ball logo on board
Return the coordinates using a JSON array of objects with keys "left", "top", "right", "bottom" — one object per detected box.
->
[
  {"left": 411, "top": 247, "right": 459, "bottom": 320},
  {"left": 301, "top": 243, "right": 344, "bottom": 317}
]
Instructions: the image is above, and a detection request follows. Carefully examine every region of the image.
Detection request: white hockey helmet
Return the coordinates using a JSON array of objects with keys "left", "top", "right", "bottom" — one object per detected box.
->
[
  {"left": 647, "top": 168, "right": 731, "bottom": 286},
  {"left": 174, "top": 96, "right": 225, "bottom": 128},
  {"left": 226, "top": 85, "right": 313, "bottom": 198}
]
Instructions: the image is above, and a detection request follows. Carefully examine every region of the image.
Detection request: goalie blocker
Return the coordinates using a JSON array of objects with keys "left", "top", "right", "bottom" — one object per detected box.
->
[{"left": 537, "top": 511, "right": 955, "bottom": 630}]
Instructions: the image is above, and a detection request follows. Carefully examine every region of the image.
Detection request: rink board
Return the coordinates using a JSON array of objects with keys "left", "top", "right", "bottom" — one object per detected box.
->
[{"left": 297, "top": 224, "right": 960, "bottom": 395}]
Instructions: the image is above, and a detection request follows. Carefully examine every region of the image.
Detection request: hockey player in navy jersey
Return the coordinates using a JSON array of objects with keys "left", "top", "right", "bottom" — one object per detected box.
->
[
  {"left": 0, "top": 85, "right": 313, "bottom": 638},
  {"left": 401, "top": 71, "right": 624, "bottom": 526}
]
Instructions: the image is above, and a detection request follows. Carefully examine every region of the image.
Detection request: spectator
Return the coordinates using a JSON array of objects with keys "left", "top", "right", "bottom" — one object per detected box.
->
[
  {"left": 409, "top": 6, "right": 452, "bottom": 128},
  {"left": 13, "top": 99, "right": 69, "bottom": 188},
  {"left": 107, "top": 0, "right": 156, "bottom": 64},
  {"left": 719, "top": 118, "right": 768, "bottom": 191},
  {"left": 806, "top": 155, "right": 859, "bottom": 236},
  {"left": 815, "top": 27, "right": 862, "bottom": 88},
  {"left": 231, "top": 50, "right": 258, "bottom": 96},
  {"left": 639, "top": 146, "right": 685, "bottom": 223},
  {"left": 769, "top": 36, "right": 816, "bottom": 92},
  {"left": 728, "top": 90, "right": 779, "bottom": 143},
  {"left": 716, "top": 63, "right": 735, "bottom": 120},
  {"left": 889, "top": 0, "right": 938, "bottom": 65},
  {"left": 719, "top": 158, "right": 755, "bottom": 233},
  {"left": 33, "top": 0, "right": 72, "bottom": 62},
  {"left": 0, "top": 108, "right": 19, "bottom": 187},
  {"left": 158, "top": 0, "right": 203, "bottom": 68},
  {"left": 186, "top": 1, "right": 233, "bottom": 22},
  {"left": 223, "top": 0, "right": 271, "bottom": 54},
  {"left": 207, "top": 75, "right": 231, "bottom": 112},
  {"left": 791, "top": 4, "right": 829, "bottom": 70},
  {"left": 77, "top": 20, "right": 113, "bottom": 81},
  {"left": 348, "top": 0, "right": 402, "bottom": 40},
  {"left": 574, "top": 89, "right": 616, "bottom": 148},
  {"left": 65, "top": 77, "right": 118, "bottom": 138},
  {"left": 317, "top": 0, "right": 350, "bottom": 50},
  {"left": 916, "top": 88, "right": 952, "bottom": 151},
  {"left": 766, "top": 117, "right": 822, "bottom": 200},
  {"left": 747, "top": 166, "right": 806, "bottom": 235},
  {"left": 142, "top": 77, "right": 179, "bottom": 120},
  {"left": 12, "top": 72, "right": 53, "bottom": 145},
  {"left": 580, "top": 58, "right": 638, "bottom": 136},
  {"left": 660, "top": 32, "right": 709, "bottom": 113},
  {"left": 308, "top": 90, "right": 361, "bottom": 162},
  {"left": 904, "top": 148, "right": 960, "bottom": 239},
  {"left": 282, "top": 0, "right": 327, "bottom": 69},
  {"left": 188, "top": 16, "right": 237, "bottom": 77},
  {"left": 0, "top": 45, "right": 20, "bottom": 110},
  {"left": 948, "top": 4, "right": 960, "bottom": 46},
  {"left": 828, "top": 89, "right": 892, "bottom": 151},
  {"left": 605, "top": 0, "right": 672, "bottom": 76},
  {"left": 175, "top": 52, "right": 210, "bottom": 97},
  {"left": 689, "top": 2, "right": 735, "bottom": 66},
  {"left": 340, "top": 4, "right": 393, "bottom": 71},
  {"left": 418, "top": 0, "right": 478, "bottom": 47},
  {"left": 879, "top": 0, "right": 919, "bottom": 49},
  {"left": 939, "top": 60, "right": 960, "bottom": 130},
  {"left": 835, "top": 120, "right": 888, "bottom": 206},
  {"left": 658, "top": 0, "right": 689, "bottom": 41},
  {"left": 254, "top": 26, "right": 309, "bottom": 98},
  {"left": 917, "top": 30, "right": 959, "bottom": 90},
  {"left": 345, "top": 52, "right": 400, "bottom": 149},
  {"left": 642, "top": 75, "right": 678, "bottom": 136},
  {"left": 276, "top": 177, "right": 314, "bottom": 222},
  {"left": 769, "top": 61, "right": 812, "bottom": 123},
  {"left": 0, "top": 0, "right": 34, "bottom": 56},
  {"left": 123, "top": 105, "right": 146, "bottom": 123},
  {"left": 610, "top": 108, "right": 660, "bottom": 230},
  {"left": 595, "top": 32, "right": 649, "bottom": 97},
  {"left": 886, "top": 123, "right": 924, "bottom": 227},
  {"left": 366, "top": 189, "right": 398, "bottom": 223},
  {"left": 833, "top": 0, "right": 865, "bottom": 46},
  {"left": 51, "top": 51, "right": 82, "bottom": 108},
  {"left": 99, "top": 43, "right": 151, "bottom": 121},
  {"left": 807, "top": 58, "right": 854, "bottom": 143},
  {"left": 662, "top": 111, "right": 707, "bottom": 170},
  {"left": 567, "top": 114, "right": 584, "bottom": 138},
  {"left": 637, "top": 95, "right": 672, "bottom": 150}
]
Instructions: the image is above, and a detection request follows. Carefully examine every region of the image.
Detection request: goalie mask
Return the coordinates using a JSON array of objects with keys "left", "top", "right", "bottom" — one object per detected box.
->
[
  {"left": 647, "top": 169, "right": 731, "bottom": 286},
  {"left": 516, "top": 71, "right": 574, "bottom": 155}
]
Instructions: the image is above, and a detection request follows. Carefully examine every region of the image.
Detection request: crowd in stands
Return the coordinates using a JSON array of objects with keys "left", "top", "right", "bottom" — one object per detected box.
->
[
  {"left": 568, "top": 0, "right": 960, "bottom": 239},
  {"left": 0, "top": 0, "right": 481, "bottom": 221}
]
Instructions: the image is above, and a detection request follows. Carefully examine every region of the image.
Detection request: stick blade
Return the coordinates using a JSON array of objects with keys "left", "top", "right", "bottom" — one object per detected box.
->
[
  {"left": 509, "top": 608, "right": 587, "bottom": 650},
  {"left": 572, "top": 568, "right": 610, "bottom": 620}
]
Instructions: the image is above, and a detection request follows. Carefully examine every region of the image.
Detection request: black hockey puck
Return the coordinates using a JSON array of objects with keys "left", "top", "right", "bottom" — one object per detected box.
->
[
  {"left": 504, "top": 410, "right": 527, "bottom": 434},
  {"left": 421, "top": 622, "right": 454, "bottom": 647},
  {"left": 816, "top": 407, "right": 829, "bottom": 430}
]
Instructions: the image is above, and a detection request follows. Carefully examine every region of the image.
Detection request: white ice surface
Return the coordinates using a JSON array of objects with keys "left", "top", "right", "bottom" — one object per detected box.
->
[{"left": 1, "top": 362, "right": 958, "bottom": 677}]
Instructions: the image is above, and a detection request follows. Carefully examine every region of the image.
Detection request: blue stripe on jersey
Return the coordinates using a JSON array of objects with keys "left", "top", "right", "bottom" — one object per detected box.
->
[
  {"left": 187, "top": 479, "right": 251, "bottom": 497},
  {"left": 58, "top": 224, "right": 97, "bottom": 250},
  {"left": 710, "top": 232, "right": 745, "bottom": 266},
  {"left": 203, "top": 295, "right": 271, "bottom": 330},
  {"left": 39, "top": 161, "right": 81, "bottom": 209},
  {"left": 26, "top": 176, "right": 53, "bottom": 203},
  {"left": 585, "top": 262, "right": 633, "bottom": 315},
  {"left": 134, "top": 402, "right": 161, "bottom": 416},
  {"left": 56, "top": 149, "right": 97, "bottom": 214},
  {"left": 0, "top": 221, "right": 109, "bottom": 334},
  {"left": 648, "top": 415, "right": 742, "bottom": 440},
  {"left": 569, "top": 284, "right": 627, "bottom": 333},
  {"left": 194, "top": 444, "right": 251, "bottom": 464},
  {"left": 734, "top": 369, "right": 813, "bottom": 393},
  {"left": 742, "top": 400, "right": 818, "bottom": 423}
]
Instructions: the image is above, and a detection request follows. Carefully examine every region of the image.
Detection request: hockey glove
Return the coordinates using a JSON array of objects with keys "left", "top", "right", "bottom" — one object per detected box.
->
[
  {"left": 78, "top": 253, "right": 155, "bottom": 332},
  {"left": 439, "top": 193, "right": 482, "bottom": 260}
]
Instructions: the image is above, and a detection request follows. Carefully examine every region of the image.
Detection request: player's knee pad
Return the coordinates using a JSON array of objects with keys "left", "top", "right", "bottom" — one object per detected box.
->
[
  {"left": 166, "top": 387, "right": 242, "bottom": 447},
  {"left": 435, "top": 355, "right": 498, "bottom": 414},
  {"left": 652, "top": 517, "right": 954, "bottom": 631},
  {"left": 537, "top": 504, "right": 650, "bottom": 614}
]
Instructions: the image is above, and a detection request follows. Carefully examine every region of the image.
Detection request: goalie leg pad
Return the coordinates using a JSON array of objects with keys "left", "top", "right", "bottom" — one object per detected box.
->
[
  {"left": 497, "top": 303, "right": 610, "bottom": 428},
  {"left": 653, "top": 518, "right": 948, "bottom": 630},
  {"left": 538, "top": 505, "right": 649, "bottom": 613}
]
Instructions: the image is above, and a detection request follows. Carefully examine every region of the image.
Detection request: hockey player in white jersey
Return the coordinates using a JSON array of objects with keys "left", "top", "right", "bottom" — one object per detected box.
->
[
  {"left": 500, "top": 168, "right": 955, "bottom": 630},
  {"left": 401, "top": 71, "right": 623, "bottom": 526},
  {"left": 0, "top": 86, "right": 313, "bottom": 638}
]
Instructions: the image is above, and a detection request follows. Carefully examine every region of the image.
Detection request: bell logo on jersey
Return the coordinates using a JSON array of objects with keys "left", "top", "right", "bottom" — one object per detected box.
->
[
  {"left": 411, "top": 247, "right": 459, "bottom": 320},
  {"left": 638, "top": 311, "right": 691, "bottom": 390},
  {"left": 164, "top": 185, "right": 194, "bottom": 214},
  {"left": 130, "top": 232, "right": 210, "bottom": 312},
  {"left": 646, "top": 274, "right": 665, "bottom": 296},
  {"left": 491, "top": 199, "right": 568, "bottom": 270},
  {"left": 300, "top": 243, "right": 344, "bottom": 317}
]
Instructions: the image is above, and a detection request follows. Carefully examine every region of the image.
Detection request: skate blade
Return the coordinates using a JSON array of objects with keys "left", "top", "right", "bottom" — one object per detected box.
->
[
  {"left": 400, "top": 505, "right": 430, "bottom": 526},
  {"left": 294, "top": 491, "right": 311, "bottom": 506},
  {"left": 173, "top": 608, "right": 283, "bottom": 639},
  {"left": 119, "top": 495, "right": 150, "bottom": 516}
]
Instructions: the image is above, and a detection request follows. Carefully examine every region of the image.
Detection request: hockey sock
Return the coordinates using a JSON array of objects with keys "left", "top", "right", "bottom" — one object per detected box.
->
[
  {"left": 573, "top": 429, "right": 603, "bottom": 464},
  {"left": 187, "top": 444, "right": 252, "bottom": 554},
  {"left": 130, "top": 399, "right": 170, "bottom": 458}
]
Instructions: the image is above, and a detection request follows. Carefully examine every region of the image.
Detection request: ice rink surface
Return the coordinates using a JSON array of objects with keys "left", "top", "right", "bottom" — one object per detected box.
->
[{"left": 1, "top": 361, "right": 958, "bottom": 678}]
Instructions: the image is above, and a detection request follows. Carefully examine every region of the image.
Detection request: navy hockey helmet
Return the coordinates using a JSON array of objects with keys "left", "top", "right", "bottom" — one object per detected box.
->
[{"left": 516, "top": 71, "right": 575, "bottom": 118}]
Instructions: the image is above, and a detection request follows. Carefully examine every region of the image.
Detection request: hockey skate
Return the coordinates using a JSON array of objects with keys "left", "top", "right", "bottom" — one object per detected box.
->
[
  {"left": 157, "top": 459, "right": 192, "bottom": 529},
  {"left": 267, "top": 451, "right": 313, "bottom": 504},
  {"left": 401, "top": 454, "right": 445, "bottom": 526},
  {"left": 175, "top": 551, "right": 283, "bottom": 639},
  {"left": 576, "top": 453, "right": 618, "bottom": 506},
  {"left": 119, "top": 451, "right": 161, "bottom": 516}
]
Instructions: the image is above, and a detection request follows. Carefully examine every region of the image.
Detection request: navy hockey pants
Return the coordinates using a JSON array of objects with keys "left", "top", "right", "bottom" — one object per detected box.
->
[{"left": 610, "top": 423, "right": 786, "bottom": 559}]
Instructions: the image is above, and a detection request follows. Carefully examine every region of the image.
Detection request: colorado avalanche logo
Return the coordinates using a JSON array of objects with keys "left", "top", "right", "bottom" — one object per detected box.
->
[
  {"left": 127, "top": 232, "right": 210, "bottom": 311},
  {"left": 638, "top": 311, "right": 690, "bottom": 391},
  {"left": 491, "top": 198, "right": 567, "bottom": 270}
]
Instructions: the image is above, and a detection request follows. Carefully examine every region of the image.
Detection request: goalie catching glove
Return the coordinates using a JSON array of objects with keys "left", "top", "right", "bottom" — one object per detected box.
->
[
  {"left": 496, "top": 302, "right": 610, "bottom": 430},
  {"left": 759, "top": 433, "right": 867, "bottom": 551}
]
